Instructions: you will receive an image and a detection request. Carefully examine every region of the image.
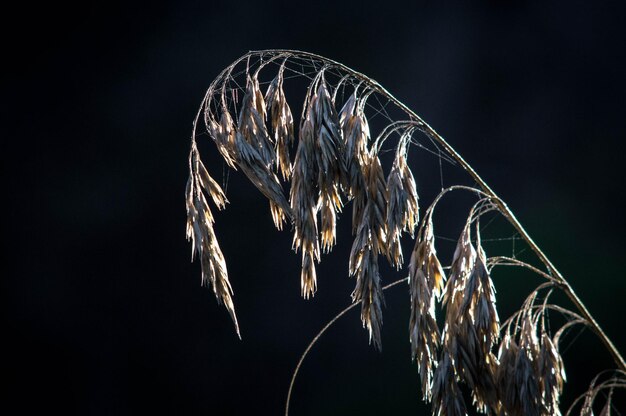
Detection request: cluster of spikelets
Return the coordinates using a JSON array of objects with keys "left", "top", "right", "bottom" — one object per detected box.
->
[
  {"left": 186, "top": 51, "right": 623, "bottom": 415},
  {"left": 187, "top": 63, "right": 419, "bottom": 349}
]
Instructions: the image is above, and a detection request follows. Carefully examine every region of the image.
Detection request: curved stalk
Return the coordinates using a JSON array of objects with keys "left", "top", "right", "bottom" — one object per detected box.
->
[{"left": 285, "top": 277, "right": 408, "bottom": 416}]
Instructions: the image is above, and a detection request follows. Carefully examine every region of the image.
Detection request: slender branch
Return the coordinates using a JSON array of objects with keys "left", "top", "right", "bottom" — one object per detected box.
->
[
  {"left": 285, "top": 277, "right": 408, "bottom": 416},
  {"left": 488, "top": 256, "right": 560, "bottom": 284}
]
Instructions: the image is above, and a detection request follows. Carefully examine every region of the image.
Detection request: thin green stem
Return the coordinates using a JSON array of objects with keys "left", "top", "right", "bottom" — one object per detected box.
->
[{"left": 284, "top": 277, "right": 408, "bottom": 416}]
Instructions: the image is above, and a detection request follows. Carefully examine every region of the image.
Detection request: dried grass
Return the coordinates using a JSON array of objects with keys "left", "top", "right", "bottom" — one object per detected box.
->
[{"left": 187, "top": 50, "right": 625, "bottom": 416}]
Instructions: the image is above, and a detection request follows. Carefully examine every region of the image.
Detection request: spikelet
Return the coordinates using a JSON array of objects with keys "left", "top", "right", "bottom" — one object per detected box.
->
[
  {"left": 497, "top": 333, "right": 521, "bottom": 414},
  {"left": 310, "top": 76, "right": 346, "bottom": 252},
  {"left": 339, "top": 92, "right": 369, "bottom": 234},
  {"left": 234, "top": 74, "right": 291, "bottom": 229},
  {"left": 408, "top": 216, "right": 445, "bottom": 401},
  {"left": 349, "top": 223, "right": 384, "bottom": 349},
  {"left": 431, "top": 350, "right": 468, "bottom": 416},
  {"left": 363, "top": 152, "right": 388, "bottom": 255},
  {"left": 290, "top": 108, "right": 320, "bottom": 298},
  {"left": 400, "top": 151, "right": 419, "bottom": 235},
  {"left": 538, "top": 331, "right": 566, "bottom": 415},
  {"left": 519, "top": 312, "right": 544, "bottom": 416},
  {"left": 349, "top": 150, "right": 388, "bottom": 349},
  {"left": 207, "top": 108, "right": 237, "bottom": 169},
  {"left": 385, "top": 137, "right": 419, "bottom": 268},
  {"left": 499, "top": 312, "right": 543, "bottom": 416},
  {"left": 234, "top": 130, "right": 291, "bottom": 229},
  {"left": 351, "top": 245, "right": 384, "bottom": 350},
  {"left": 444, "top": 222, "right": 476, "bottom": 325},
  {"left": 265, "top": 67, "right": 294, "bottom": 180},
  {"left": 320, "top": 196, "right": 336, "bottom": 253},
  {"left": 237, "top": 75, "right": 275, "bottom": 167},
  {"left": 385, "top": 157, "right": 406, "bottom": 268},
  {"left": 438, "top": 212, "right": 503, "bottom": 414},
  {"left": 185, "top": 147, "right": 239, "bottom": 336},
  {"left": 462, "top": 243, "right": 500, "bottom": 413},
  {"left": 599, "top": 393, "right": 613, "bottom": 416}
]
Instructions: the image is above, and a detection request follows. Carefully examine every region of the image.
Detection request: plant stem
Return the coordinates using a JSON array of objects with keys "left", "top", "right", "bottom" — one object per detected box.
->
[{"left": 284, "top": 277, "right": 408, "bottom": 416}]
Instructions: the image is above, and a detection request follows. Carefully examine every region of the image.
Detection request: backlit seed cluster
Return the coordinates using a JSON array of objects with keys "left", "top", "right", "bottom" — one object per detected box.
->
[{"left": 186, "top": 51, "right": 621, "bottom": 416}]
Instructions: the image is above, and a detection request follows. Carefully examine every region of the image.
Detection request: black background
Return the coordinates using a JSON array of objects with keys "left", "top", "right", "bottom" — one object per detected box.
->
[{"left": 3, "top": 1, "right": 626, "bottom": 415}]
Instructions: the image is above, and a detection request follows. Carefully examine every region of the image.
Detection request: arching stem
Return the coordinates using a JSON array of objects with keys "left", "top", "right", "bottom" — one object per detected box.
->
[
  {"left": 236, "top": 49, "right": 625, "bottom": 372},
  {"left": 284, "top": 277, "right": 408, "bottom": 416}
]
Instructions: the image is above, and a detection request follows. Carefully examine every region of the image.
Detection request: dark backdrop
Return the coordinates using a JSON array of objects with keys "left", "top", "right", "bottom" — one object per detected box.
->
[{"left": 3, "top": 1, "right": 625, "bottom": 415}]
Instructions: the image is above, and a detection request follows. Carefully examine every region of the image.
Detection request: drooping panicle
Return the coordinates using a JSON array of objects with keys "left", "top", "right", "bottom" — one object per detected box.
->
[
  {"left": 408, "top": 215, "right": 445, "bottom": 401},
  {"left": 290, "top": 110, "right": 320, "bottom": 298},
  {"left": 265, "top": 66, "right": 295, "bottom": 180},
  {"left": 185, "top": 146, "right": 239, "bottom": 336}
]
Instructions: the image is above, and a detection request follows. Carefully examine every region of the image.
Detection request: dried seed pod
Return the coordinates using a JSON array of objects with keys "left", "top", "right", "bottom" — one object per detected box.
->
[
  {"left": 339, "top": 92, "right": 369, "bottom": 234},
  {"left": 463, "top": 244, "right": 500, "bottom": 352},
  {"left": 290, "top": 112, "right": 320, "bottom": 298},
  {"left": 431, "top": 351, "right": 468, "bottom": 416},
  {"left": 363, "top": 152, "right": 388, "bottom": 255},
  {"left": 439, "top": 214, "right": 502, "bottom": 414},
  {"left": 400, "top": 152, "right": 419, "bottom": 236},
  {"left": 311, "top": 77, "right": 347, "bottom": 252},
  {"left": 349, "top": 150, "right": 388, "bottom": 349},
  {"left": 499, "top": 313, "right": 543, "bottom": 416},
  {"left": 320, "top": 196, "right": 336, "bottom": 252},
  {"left": 514, "top": 345, "right": 543, "bottom": 416},
  {"left": 408, "top": 216, "right": 445, "bottom": 401},
  {"left": 538, "top": 332, "right": 565, "bottom": 416},
  {"left": 349, "top": 222, "right": 382, "bottom": 347},
  {"left": 207, "top": 109, "right": 237, "bottom": 168},
  {"left": 234, "top": 130, "right": 292, "bottom": 229},
  {"left": 351, "top": 245, "right": 384, "bottom": 350},
  {"left": 385, "top": 157, "right": 406, "bottom": 268},
  {"left": 265, "top": 68, "right": 294, "bottom": 180},
  {"left": 385, "top": 139, "right": 420, "bottom": 268},
  {"left": 238, "top": 75, "right": 275, "bottom": 167},
  {"left": 444, "top": 224, "right": 476, "bottom": 322},
  {"left": 312, "top": 77, "right": 347, "bottom": 194},
  {"left": 194, "top": 156, "right": 228, "bottom": 210},
  {"left": 185, "top": 149, "right": 239, "bottom": 336},
  {"left": 498, "top": 333, "right": 521, "bottom": 414}
]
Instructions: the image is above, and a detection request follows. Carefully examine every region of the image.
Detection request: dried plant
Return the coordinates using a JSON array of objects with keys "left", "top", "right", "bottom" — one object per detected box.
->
[{"left": 186, "top": 50, "right": 625, "bottom": 415}]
